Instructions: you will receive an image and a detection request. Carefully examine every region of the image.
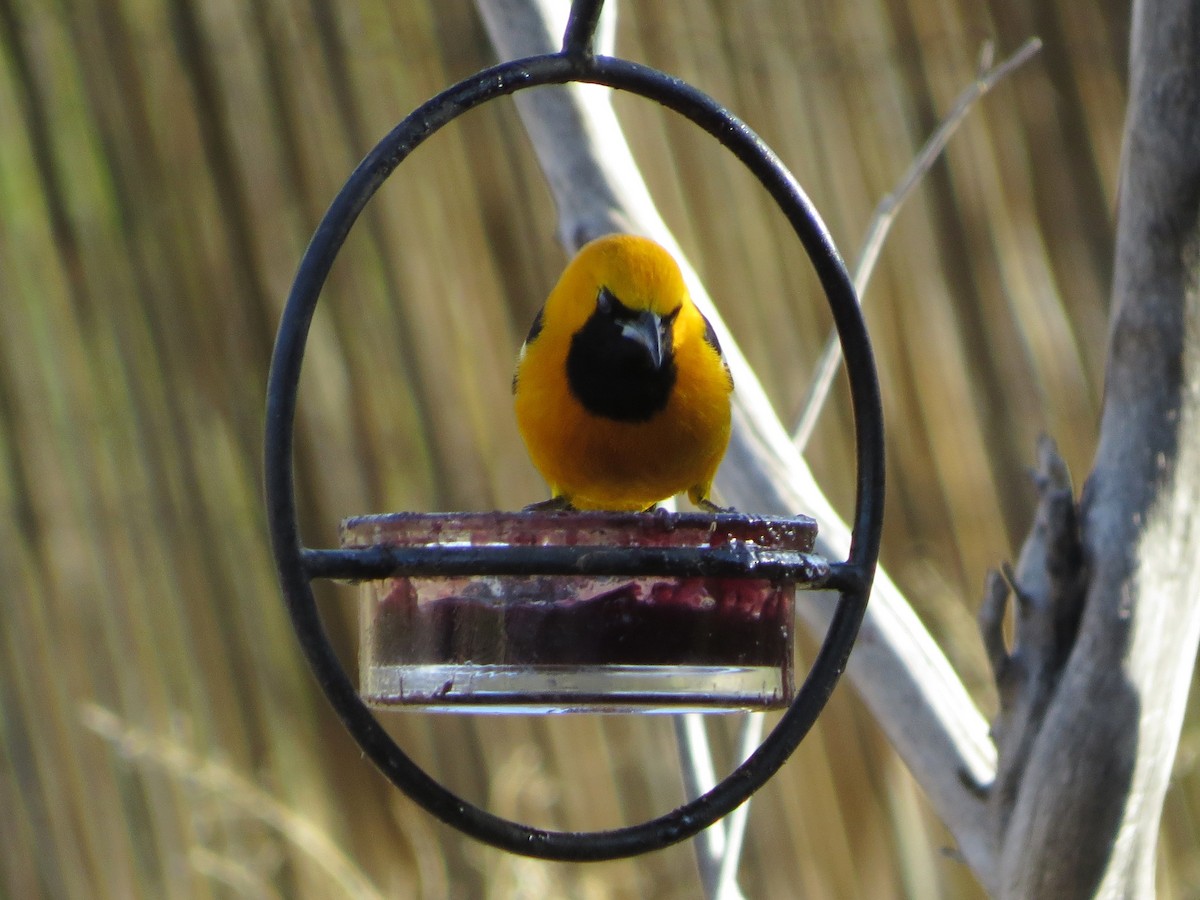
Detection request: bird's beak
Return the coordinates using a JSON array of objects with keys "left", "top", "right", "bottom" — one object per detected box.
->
[{"left": 620, "top": 311, "right": 666, "bottom": 370}]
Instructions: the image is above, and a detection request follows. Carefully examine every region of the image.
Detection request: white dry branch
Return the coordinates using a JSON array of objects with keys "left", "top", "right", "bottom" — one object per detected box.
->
[
  {"left": 745, "top": 36, "right": 1038, "bottom": 896},
  {"left": 475, "top": 0, "right": 997, "bottom": 887}
]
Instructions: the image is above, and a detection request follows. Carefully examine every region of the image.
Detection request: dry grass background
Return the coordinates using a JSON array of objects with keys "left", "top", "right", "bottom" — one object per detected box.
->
[{"left": 1, "top": 0, "right": 1197, "bottom": 897}]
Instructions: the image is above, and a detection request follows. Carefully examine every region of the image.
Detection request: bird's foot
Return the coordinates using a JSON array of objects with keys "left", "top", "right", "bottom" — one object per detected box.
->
[{"left": 696, "top": 498, "right": 735, "bottom": 514}]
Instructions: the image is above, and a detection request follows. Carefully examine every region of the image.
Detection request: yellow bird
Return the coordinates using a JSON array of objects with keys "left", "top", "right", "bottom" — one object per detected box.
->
[{"left": 513, "top": 234, "right": 733, "bottom": 512}]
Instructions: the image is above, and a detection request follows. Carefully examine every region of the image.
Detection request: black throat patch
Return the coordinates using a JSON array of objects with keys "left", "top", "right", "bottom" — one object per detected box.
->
[{"left": 566, "top": 288, "right": 678, "bottom": 422}]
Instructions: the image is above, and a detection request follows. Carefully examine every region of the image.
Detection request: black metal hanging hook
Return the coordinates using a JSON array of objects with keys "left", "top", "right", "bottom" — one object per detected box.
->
[
  {"left": 263, "top": 0, "right": 884, "bottom": 863},
  {"left": 562, "top": 0, "right": 605, "bottom": 57}
]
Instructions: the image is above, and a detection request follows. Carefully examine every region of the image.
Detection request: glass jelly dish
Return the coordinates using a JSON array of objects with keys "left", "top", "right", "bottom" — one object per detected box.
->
[{"left": 341, "top": 510, "right": 817, "bottom": 714}]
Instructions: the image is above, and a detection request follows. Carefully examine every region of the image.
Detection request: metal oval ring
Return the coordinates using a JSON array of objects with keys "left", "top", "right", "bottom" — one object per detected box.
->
[{"left": 264, "top": 49, "right": 884, "bottom": 862}]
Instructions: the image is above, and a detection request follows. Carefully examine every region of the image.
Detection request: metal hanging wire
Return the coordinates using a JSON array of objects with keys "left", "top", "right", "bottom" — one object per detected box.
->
[{"left": 263, "top": 0, "right": 883, "bottom": 862}]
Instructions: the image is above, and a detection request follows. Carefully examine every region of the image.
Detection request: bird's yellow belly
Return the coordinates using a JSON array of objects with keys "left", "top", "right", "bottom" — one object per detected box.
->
[{"left": 517, "top": 386, "right": 730, "bottom": 511}]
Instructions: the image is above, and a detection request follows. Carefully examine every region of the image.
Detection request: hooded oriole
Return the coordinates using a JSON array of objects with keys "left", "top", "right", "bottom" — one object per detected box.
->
[{"left": 513, "top": 234, "right": 733, "bottom": 511}]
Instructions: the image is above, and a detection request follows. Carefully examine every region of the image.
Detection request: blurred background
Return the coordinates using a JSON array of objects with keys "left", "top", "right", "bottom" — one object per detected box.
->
[{"left": 3, "top": 0, "right": 1196, "bottom": 897}]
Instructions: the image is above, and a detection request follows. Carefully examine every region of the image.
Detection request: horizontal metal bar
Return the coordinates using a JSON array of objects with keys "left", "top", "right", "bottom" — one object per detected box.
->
[{"left": 301, "top": 543, "right": 834, "bottom": 585}]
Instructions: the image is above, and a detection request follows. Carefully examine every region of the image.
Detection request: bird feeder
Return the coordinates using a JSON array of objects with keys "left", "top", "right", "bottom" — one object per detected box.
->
[
  {"left": 342, "top": 510, "right": 820, "bottom": 712},
  {"left": 264, "top": 0, "right": 883, "bottom": 861}
]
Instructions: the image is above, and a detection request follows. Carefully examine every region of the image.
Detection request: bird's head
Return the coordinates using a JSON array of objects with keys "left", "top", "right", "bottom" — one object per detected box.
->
[
  {"left": 546, "top": 234, "right": 692, "bottom": 422},
  {"left": 549, "top": 233, "right": 688, "bottom": 361}
]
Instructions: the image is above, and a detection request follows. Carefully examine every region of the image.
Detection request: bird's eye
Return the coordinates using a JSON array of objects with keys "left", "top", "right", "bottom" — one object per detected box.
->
[
  {"left": 597, "top": 287, "right": 638, "bottom": 321},
  {"left": 659, "top": 307, "right": 681, "bottom": 335}
]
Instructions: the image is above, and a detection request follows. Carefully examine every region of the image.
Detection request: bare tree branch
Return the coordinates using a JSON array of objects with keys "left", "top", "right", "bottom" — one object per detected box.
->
[
  {"left": 977, "top": 437, "right": 1086, "bottom": 852},
  {"left": 988, "top": 0, "right": 1200, "bottom": 894}
]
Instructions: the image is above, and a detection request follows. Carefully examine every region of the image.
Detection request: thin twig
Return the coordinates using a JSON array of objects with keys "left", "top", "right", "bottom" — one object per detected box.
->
[{"left": 791, "top": 37, "right": 1042, "bottom": 452}]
